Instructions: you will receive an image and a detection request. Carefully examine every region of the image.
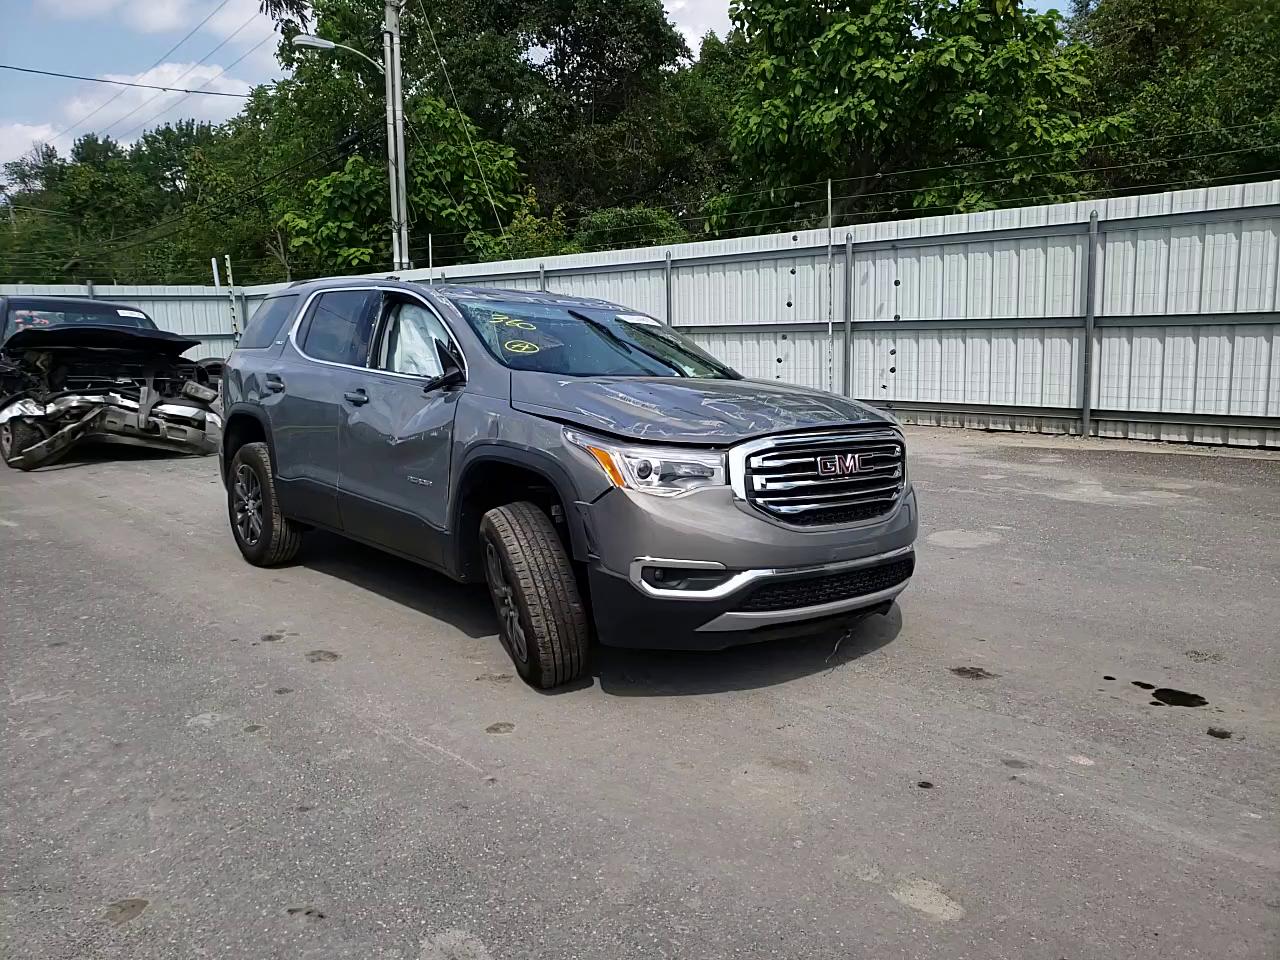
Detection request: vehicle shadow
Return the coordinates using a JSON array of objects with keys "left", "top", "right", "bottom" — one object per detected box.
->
[
  {"left": 588, "top": 606, "right": 903, "bottom": 697},
  {"left": 296, "top": 531, "right": 496, "bottom": 640},
  {"left": 21, "top": 442, "right": 207, "bottom": 471},
  {"left": 288, "top": 529, "right": 904, "bottom": 694}
]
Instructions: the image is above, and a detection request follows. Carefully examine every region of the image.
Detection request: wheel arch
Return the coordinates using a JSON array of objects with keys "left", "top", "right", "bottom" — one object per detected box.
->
[
  {"left": 221, "top": 404, "right": 276, "bottom": 481},
  {"left": 450, "top": 446, "right": 588, "bottom": 582}
]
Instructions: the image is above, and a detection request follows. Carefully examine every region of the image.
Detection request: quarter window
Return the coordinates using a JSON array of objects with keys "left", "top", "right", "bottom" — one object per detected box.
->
[{"left": 238, "top": 295, "right": 297, "bottom": 350}]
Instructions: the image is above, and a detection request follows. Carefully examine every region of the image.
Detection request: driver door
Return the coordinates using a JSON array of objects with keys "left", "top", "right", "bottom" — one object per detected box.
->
[{"left": 336, "top": 292, "right": 463, "bottom": 568}]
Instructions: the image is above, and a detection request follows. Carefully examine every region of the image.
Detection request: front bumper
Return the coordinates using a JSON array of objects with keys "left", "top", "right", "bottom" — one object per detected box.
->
[{"left": 581, "top": 484, "right": 918, "bottom": 650}]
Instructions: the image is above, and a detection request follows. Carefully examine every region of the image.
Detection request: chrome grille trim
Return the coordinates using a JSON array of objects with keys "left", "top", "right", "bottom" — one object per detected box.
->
[{"left": 728, "top": 428, "right": 906, "bottom": 525}]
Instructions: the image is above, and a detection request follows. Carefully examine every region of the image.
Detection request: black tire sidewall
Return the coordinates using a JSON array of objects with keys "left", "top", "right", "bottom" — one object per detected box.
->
[
  {"left": 227, "top": 444, "right": 280, "bottom": 565},
  {"left": 1, "top": 420, "right": 42, "bottom": 471},
  {"left": 480, "top": 518, "right": 543, "bottom": 685}
]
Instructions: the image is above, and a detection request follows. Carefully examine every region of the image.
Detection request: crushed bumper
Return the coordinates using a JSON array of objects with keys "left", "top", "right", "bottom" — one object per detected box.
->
[{"left": 0, "top": 383, "right": 220, "bottom": 470}]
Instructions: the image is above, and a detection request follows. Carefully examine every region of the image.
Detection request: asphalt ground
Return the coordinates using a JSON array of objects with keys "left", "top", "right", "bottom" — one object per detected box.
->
[{"left": 2, "top": 427, "right": 1277, "bottom": 960}]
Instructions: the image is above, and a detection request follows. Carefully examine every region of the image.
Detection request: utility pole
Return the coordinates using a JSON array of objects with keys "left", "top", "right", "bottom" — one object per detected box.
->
[{"left": 383, "top": 0, "right": 410, "bottom": 271}]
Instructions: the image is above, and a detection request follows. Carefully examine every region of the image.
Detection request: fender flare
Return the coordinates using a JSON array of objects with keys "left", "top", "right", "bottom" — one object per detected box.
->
[
  {"left": 450, "top": 443, "right": 591, "bottom": 570},
  {"left": 221, "top": 403, "right": 277, "bottom": 479}
]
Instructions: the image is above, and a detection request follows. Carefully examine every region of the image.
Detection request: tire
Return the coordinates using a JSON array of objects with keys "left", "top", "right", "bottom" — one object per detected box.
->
[
  {"left": 227, "top": 441, "right": 303, "bottom": 566},
  {"left": 480, "top": 502, "right": 590, "bottom": 689},
  {"left": 0, "top": 419, "right": 44, "bottom": 471}
]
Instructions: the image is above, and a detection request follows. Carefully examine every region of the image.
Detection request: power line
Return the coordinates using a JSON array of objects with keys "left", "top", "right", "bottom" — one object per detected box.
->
[
  {"left": 112, "top": 32, "right": 275, "bottom": 143},
  {"left": 0, "top": 64, "right": 251, "bottom": 98},
  {"left": 49, "top": 0, "right": 237, "bottom": 145},
  {"left": 829, "top": 119, "right": 1279, "bottom": 190},
  {"left": 100, "top": 10, "right": 263, "bottom": 139},
  {"left": 414, "top": 0, "right": 505, "bottom": 237}
]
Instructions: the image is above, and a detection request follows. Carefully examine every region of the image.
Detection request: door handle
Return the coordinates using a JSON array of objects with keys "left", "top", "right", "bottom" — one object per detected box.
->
[
  {"left": 343, "top": 388, "right": 369, "bottom": 406},
  {"left": 264, "top": 374, "right": 285, "bottom": 393}
]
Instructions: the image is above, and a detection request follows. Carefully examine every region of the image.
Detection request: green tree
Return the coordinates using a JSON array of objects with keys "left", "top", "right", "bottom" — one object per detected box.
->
[
  {"left": 1069, "top": 0, "right": 1280, "bottom": 188},
  {"left": 572, "top": 205, "right": 688, "bottom": 251},
  {"left": 727, "top": 0, "right": 1111, "bottom": 218}
]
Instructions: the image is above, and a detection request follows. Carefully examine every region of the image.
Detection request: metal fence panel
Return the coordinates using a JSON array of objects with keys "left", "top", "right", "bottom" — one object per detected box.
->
[{"left": 4, "top": 179, "right": 1278, "bottom": 445}]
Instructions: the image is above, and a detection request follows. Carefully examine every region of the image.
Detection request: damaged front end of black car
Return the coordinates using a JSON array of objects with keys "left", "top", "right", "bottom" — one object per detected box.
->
[{"left": 0, "top": 298, "right": 221, "bottom": 471}]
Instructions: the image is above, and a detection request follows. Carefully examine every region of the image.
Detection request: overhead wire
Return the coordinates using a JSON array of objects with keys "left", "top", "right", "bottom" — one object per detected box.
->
[
  {"left": 411, "top": 143, "right": 1280, "bottom": 260},
  {"left": 111, "top": 33, "right": 276, "bottom": 143},
  {"left": 46, "top": 0, "right": 238, "bottom": 145},
  {"left": 100, "top": 9, "right": 263, "bottom": 139},
  {"left": 413, "top": 0, "right": 506, "bottom": 237},
  {"left": 0, "top": 65, "right": 252, "bottom": 98}
]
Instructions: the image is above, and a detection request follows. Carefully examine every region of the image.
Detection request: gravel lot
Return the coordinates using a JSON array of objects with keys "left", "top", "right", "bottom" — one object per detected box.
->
[{"left": 2, "top": 427, "right": 1277, "bottom": 960}]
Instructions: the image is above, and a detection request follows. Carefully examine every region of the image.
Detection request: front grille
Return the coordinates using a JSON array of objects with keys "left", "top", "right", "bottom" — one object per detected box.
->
[
  {"left": 736, "top": 556, "right": 915, "bottom": 612},
  {"left": 737, "top": 429, "right": 905, "bottom": 525}
]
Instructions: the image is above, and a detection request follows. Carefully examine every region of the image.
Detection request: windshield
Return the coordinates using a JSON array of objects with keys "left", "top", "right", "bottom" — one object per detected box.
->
[
  {"left": 450, "top": 298, "right": 741, "bottom": 379},
  {"left": 3, "top": 302, "right": 158, "bottom": 341}
]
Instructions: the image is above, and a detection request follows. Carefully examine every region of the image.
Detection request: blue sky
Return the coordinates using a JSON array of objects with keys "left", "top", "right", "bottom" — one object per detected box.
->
[{"left": 0, "top": 0, "right": 1062, "bottom": 167}]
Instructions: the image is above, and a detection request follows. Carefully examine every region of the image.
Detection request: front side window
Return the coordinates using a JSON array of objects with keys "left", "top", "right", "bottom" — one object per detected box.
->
[
  {"left": 298, "top": 290, "right": 379, "bottom": 366},
  {"left": 449, "top": 298, "right": 739, "bottom": 379},
  {"left": 375, "top": 300, "right": 454, "bottom": 377}
]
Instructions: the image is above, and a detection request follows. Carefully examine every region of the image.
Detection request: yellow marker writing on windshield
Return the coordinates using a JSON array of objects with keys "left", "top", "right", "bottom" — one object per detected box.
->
[
  {"left": 504, "top": 340, "right": 539, "bottom": 354},
  {"left": 505, "top": 319, "right": 536, "bottom": 330}
]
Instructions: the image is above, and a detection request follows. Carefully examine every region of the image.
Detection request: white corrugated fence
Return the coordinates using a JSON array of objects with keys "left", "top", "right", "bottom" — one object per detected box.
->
[{"left": 4, "top": 180, "right": 1277, "bottom": 446}]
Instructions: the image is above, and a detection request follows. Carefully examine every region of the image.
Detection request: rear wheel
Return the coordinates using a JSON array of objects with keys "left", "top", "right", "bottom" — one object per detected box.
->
[
  {"left": 227, "top": 441, "right": 303, "bottom": 566},
  {"left": 0, "top": 419, "right": 44, "bottom": 471},
  {"left": 480, "top": 502, "right": 589, "bottom": 689}
]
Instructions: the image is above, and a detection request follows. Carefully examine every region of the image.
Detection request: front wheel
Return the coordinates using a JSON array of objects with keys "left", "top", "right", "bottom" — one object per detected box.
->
[
  {"left": 0, "top": 419, "right": 44, "bottom": 471},
  {"left": 480, "top": 502, "right": 590, "bottom": 689},
  {"left": 227, "top": 441, "right": 303, "bottom": 566}
]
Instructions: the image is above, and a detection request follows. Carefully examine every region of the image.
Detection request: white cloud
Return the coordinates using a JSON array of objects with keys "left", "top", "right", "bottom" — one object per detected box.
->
[
  {"left": 664, "top": 0, "right": 733, "bottom": 53},
  {"left": 0, "top": 123, "right": 60, "bottom": 166},
  {"left": 0, "top": 61, "right": 264, "bottom": 164}
]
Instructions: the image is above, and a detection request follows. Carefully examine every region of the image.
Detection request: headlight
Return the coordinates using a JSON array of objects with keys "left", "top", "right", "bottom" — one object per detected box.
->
[{"left": 565, "top": 429, "right": 725, "bottom": 497}]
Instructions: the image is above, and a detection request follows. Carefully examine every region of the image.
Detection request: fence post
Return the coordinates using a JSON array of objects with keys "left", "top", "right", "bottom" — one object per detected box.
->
[
  {"left": 664, "top": 251, "right": 673, "bottom": 325},
  {"left": 85, "top": 280, "right": 95, "bottom": 300},
  {"left": 843, "top": 233, "right": 853, "bottom": 396},
  {"left": 1080, "top": 211, "right": 1100, "bottom": 437},
  {"left": 224, "top": 254, "right": 240, "bottom": 346},
  {"left": 538, "top": 262, "right": 546, "bottom": 292}
]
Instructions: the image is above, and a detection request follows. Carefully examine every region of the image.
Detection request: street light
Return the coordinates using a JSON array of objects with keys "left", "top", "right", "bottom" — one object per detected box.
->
[
  {"left": 290, "top": 17, "right": 410, "bottom": 271},
  {"left": 291, "top": 35, "right": 385, "bottom": 74}
]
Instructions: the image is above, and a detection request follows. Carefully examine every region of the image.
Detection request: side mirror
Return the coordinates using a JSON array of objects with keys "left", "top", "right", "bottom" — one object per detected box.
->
[{"left": 423, "top": 340, "right": 465, "bottom": 393}]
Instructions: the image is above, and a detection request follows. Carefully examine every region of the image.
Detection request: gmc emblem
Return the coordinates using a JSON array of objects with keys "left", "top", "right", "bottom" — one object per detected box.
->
[{"left": 816, "top": 452, "right": 875, "bottom": 476}]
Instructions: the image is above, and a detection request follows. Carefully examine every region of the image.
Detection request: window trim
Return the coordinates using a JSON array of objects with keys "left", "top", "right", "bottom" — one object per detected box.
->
[{"left": 286, "top": 285, "right": 468, "bottom": 383}]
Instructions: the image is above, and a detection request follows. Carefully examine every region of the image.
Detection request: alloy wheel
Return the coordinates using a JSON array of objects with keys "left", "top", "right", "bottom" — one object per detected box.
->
[
  {"left": 233, "top": 463, "right": 264, "bottom": 546},
  {"left": 485, "top": 540, "right": 528, "bottom": 663}
]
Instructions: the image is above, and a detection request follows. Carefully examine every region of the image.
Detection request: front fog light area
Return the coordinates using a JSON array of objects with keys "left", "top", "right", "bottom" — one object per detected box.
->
[{"left": 640, "top": 566, "right": 734, "bottom": 592}]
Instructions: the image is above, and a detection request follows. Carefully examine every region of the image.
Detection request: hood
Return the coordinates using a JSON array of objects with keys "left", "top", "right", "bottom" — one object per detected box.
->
[
  {"left": 2, "top": 324, "right": 200, "bottom": 356},
  {"left": 510, "top": 373, "right": 891, "bottom": 445}
]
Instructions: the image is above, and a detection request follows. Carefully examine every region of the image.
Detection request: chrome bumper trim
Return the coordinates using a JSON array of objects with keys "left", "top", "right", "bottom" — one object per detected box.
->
[{"left": 628, "top": 544, "right": 915, "bottom": 601}]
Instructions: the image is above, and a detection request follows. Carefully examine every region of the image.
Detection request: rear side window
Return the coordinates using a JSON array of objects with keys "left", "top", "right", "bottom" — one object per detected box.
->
[
  {"left": 298, "top": 290, "right": 380, "bottom": 365},
  {"left": 238, "top": 295, "right": 297, "bottom": 350}
]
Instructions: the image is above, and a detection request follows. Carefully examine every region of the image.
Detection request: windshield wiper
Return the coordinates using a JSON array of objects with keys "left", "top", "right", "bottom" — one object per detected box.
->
[{"left": 565, "top": 309, "right": 687, "bottom": 377}]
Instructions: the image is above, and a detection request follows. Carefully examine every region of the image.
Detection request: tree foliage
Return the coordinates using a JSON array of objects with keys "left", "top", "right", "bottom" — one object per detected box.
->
[{"left": 2, "top": 0, "right": 1276, "bottom": 285}]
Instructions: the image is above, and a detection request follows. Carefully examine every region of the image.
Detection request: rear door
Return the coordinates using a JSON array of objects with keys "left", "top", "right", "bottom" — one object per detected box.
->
[
  {"left": 269, "top": 287, "right": 381, "bottom": 528},
  {"left": 336, "top": 290, "right": 463, "bottom": 567}
]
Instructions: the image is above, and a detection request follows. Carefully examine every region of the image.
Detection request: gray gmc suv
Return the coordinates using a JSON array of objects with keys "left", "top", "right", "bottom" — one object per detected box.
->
[{"left": 220, "top": 278, "right": 918, "bottom": 687}]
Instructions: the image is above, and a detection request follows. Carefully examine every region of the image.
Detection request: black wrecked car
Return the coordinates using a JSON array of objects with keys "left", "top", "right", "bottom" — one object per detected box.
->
[{"left": 0, "top": 296, "right": 220, "bottom": 470}]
